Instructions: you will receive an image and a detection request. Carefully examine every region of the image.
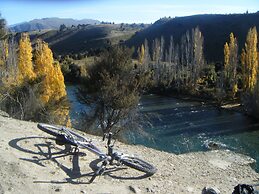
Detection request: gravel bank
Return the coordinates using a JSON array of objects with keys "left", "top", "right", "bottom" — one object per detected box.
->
[{"left": 0, "top": 115, "right": 258, "bottom": 194}]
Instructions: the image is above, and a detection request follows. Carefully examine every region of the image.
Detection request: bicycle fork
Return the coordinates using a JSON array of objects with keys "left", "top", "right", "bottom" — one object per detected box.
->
[
  {"left": 89, "top": 159, "right": 108, "bottom": 183},
  {"left": 89, "top": 133, "right": 115, "bottom": 183}
]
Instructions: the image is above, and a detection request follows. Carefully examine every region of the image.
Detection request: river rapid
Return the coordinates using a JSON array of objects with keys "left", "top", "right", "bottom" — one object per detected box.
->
[{"left": 66, "top": 85, "right": 259, "bottom": 171}]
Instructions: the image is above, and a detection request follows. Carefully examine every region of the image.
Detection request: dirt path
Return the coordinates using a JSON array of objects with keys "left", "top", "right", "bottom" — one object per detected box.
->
[{"left": 0, "top": 115, "right": 258, "bottom": 194}]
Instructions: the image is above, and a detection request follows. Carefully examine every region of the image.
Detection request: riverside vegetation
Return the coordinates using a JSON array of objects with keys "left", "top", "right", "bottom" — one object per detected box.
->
[
  {"left": 134, "top": 26, "right": 259, "bottom": 117},
  {"left": 1, "top": 12, "right": 259, "bottom": 135}
]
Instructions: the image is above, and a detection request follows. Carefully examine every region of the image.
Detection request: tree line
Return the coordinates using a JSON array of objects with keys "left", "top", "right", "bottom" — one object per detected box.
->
[
  {"left": 136, "top": 26, "right": 258, "bottom": 117},
  {"left": 137, "top": 27, "right": 205, "bottom": 93}
]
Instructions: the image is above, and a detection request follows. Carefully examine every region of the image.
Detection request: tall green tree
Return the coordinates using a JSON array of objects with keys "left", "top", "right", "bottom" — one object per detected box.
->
[
  {"left": 224, "top": 32, "right": 238, "bottom": 98},
  {"left": 78, "top": 46, "right": 147, "bottom": 135},
  {"left": 192, "top": 27, "right": 205, "bottom": 87}
]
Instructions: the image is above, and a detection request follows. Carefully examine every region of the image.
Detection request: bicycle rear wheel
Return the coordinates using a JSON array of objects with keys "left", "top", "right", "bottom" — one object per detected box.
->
[
  {"left": 37, "top": 123, "right": 88, "bottom": 143},
  {"left": 37, "top": 123, "right": 63, "bottom": 137},
  {"left": 120, "top": 156, "right": 157, "bottom": 175}
]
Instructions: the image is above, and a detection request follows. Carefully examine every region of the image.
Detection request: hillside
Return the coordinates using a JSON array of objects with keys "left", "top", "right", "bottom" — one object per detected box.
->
[
  {"left": 126, "top": 13, "right": 259, "bottom": 62},
  {"left": 30, "top": 23, "right": 147, "bottom": 56},
  {"left": 9, "top": 17, "right": 100, "bottom": 32},
  {"left": 0, "top": 113, "right": 259, "bottom": 193}
]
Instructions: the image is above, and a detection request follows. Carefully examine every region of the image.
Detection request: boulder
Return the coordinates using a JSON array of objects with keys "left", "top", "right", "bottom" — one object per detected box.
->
[{"left": 202, "top": 187, "right": 220, "bottom": 194}]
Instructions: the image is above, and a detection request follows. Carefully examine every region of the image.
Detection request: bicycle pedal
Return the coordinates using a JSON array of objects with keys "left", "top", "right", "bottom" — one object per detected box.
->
[{"left": 78, "top": 152, "right": 87, "bottom": 156}]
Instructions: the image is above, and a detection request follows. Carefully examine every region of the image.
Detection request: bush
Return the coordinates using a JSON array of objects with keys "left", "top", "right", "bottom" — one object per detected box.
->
[{"left": 78, "top": 46, "right": 147, "bottom": 135}]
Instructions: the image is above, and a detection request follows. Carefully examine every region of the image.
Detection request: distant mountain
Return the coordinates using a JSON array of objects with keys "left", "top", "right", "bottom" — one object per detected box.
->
[
  {"left": 126, "top": 13, "right": 259, "bottom": 62},
  {"left": 10, "top": 17, "right": 100, "bottom": 32}
]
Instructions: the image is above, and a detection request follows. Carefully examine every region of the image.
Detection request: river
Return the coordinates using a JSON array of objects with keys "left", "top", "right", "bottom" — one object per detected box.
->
[{"left": 66, "top": 85, "right": 259, "bottom": 171}]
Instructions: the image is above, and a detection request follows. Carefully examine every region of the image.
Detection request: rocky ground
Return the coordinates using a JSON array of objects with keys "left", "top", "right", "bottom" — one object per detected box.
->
[{"left": 0, "top": 114, "right": 259, "bottom": 194}]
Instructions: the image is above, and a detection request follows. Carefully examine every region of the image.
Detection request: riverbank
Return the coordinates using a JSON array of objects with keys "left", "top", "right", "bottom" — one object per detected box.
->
[
  {"left": 0, "top": 114, "right": 259, "bottom": 193},
  {"left": 152, "top": 90, "right": 249, "bottom": 116}
]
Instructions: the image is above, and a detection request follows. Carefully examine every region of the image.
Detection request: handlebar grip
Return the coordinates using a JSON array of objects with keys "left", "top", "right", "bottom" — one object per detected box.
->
[
  {"left": 107, "top": 133, "right": 112, "bottom": 146},
  {"left": 102, "top": 134, "right": 106, "bottom": 141}
]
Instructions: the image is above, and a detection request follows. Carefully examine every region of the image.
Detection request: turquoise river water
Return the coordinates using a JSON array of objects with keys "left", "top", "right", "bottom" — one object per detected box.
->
[{"left": 66, "top": 85, "right": 259, "bottom": 171}]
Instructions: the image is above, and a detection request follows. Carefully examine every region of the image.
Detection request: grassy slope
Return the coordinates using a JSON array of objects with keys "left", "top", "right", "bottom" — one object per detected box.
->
[{"left": 31, "top": 24, "right": 145, "bottom": 55}]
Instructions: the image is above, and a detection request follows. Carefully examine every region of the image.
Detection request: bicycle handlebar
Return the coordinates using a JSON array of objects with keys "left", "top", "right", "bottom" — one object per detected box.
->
[
  {"left": 107, "top": 133, "right": 112, "bottom": 146},
  {"left": 102, "top": 132, "right": 113, "bottom": 146}
]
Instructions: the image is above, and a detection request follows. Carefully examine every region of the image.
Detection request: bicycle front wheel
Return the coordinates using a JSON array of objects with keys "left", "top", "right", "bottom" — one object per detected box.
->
[{"left": 120, "top": 156, "right": 157, "bottom": 175}]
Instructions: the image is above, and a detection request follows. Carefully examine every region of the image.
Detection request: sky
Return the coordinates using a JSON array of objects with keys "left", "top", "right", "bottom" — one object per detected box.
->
[{"left": 0, "top": 0, "right": 258, "bottom": 25}]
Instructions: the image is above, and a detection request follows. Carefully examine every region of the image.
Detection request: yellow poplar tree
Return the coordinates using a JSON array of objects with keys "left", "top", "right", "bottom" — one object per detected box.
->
[
  {"left": 34, "top": 39, "right": 54, "bottom": 103},
  {"left": 223, "top": 42, "right": 229, "bottom": 97},
  {"left": 242, "top": 27, "right": 258, "bottom": 92},
  {"left": 229, "top": 33, "right": 238, "bottom": 97},
  {"left": 51, "top": 62, "right": 70, "bottom": 126},
  {"left": 241, "top": 48, "right": 246, "bottom": 89},
  {"left": 34, "top": 39, "right": 53, "bottom": 78},
  {"left": 34, "top": 39, "right": 67, "bottom": 104},
  {"left": 138, "top": 44, "right": 145, "bottom": 64},
  {"left": 224, "top": 42, "right": 230, "bottom": 77},
  {"left": 34, "top": 39, "right": 70, "bottom": 126},
  {"left": 51, "top": 62, "right": 67, "bottom": 102},
  {"left": 18, "top": 33, "right": 35, "bottom": 83},
  {"left": 241, "top": 27, "right": 259, "bottom": 117}
]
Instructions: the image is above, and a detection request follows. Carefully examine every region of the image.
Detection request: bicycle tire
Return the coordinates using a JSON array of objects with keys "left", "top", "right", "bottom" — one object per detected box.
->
[
  {"left": 120, "top": 156, "right": 157, "bottom": 175},
  {"left": 37, "top": 123, "right": 62, "bottom": 137},
  {"left": 37, "top": 123, "right": 88, "bottom": 143}
]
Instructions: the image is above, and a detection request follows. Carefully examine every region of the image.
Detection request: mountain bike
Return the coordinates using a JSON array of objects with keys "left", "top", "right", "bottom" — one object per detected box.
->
[{"left": 37, "top": 123, "right": 157, "bottom": 182}]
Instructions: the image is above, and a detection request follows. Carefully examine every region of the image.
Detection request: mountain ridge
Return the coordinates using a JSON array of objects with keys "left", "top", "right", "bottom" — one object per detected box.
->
[
  {"left": 126, "top": 13, "right": 259, "bottom": 62},
  {"left": 10, "top": 17, "right": 101, "bottom": 32}
]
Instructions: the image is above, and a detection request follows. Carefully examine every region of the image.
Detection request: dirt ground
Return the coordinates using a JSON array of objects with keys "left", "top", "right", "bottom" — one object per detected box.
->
[{"left": 0, "top": 114, "right": 259, "bottom": 194}]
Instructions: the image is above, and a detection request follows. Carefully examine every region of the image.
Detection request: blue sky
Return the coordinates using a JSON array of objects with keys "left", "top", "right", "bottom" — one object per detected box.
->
[{"left": 0, "top": 0, "right": 258, "bottom": 25}]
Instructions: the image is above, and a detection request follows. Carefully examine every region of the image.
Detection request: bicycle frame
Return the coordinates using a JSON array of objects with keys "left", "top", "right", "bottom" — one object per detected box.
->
[
  {"left": 62, "top": 127, "right": 118, "bottom": 162},
  {"left": 62, "top": 127, "right": 106, "bottom": 157}
]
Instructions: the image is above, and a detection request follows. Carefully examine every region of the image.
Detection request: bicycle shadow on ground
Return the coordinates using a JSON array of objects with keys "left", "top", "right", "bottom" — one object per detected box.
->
[
  {"left": 34, "top": 153, "right": 95, "bottom": 185},
  {"left": 9, "top": 136, "right": 72, "bottom": 166},
  {"left": 8, "top": 136, "right": 94, "bottom": 184},
  {"left": 9, "top": 136, "right": 153, "bottom": 184}
]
